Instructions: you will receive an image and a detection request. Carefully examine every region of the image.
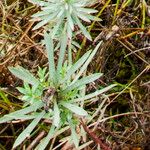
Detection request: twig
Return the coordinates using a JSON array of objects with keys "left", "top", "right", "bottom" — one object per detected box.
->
[
  {"left": 80, "top": 119, "right": 111, "bottom": 150},
  {"left": 26, "top": 131, "right": 46, "bottom": 150},
  {"left": 89, "top": 111, "right": 150, "bottom": 127}
]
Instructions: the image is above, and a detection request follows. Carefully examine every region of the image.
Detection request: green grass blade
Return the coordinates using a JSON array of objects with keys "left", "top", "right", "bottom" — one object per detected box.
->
[{"left": 0, "top": 90, "right": 11, "bottom": 105}]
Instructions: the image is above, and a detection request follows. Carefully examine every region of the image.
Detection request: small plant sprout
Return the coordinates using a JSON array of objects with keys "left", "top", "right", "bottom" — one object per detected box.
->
[
  {"left": 29, "top": 0, "right": 101, "bottom": 40},
  {"left": 0, "top": 33, "right": 116, "bottom": 149}
]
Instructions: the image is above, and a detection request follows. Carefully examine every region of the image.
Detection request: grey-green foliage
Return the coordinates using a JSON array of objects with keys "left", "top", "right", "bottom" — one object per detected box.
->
[
  {"left": 29, "top": 0, "right": 101, "bottom": 40},
  {"left": 0, "top": 33, "right": 116, "bottom": 149}
]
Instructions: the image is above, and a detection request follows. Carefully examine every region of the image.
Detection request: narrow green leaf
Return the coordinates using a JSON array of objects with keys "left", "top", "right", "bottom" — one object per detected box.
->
[
  {"left": 44, "top": 32, "right": 56, "bottom": 82},
  {"left": 64, "top": 73, "right": 102, "bottom": 92},
  {"left": 42, "top": 3, "right": 61, "bottom": 10},
  {"left": 73, "top": 41, "right": 102, "bottom": 83},
  {"left": 74, "top": 16, "right": 92, "bottom": 40},
  {"left": 31, "top": 10, "right": 54, "bottom": 18},
  {"left": 0, "top": 101, "right": 43, "bottom": 124},
  {"left": 0, "top": 114, "right": 34, "bottom": 124},
  {"left": 77, "top": 8, "right": 98, "bottom": 14},
  {"left": 13, "top": 111, "right": 45, "bottom": 149},
  {"left": 56, "top": 7, "right": 65, "bottom": 18},
  {"left": 56, "top": 34, "right": 67, "bottom": 79},
  {"left": 67, "top": 21, "right": 73, "bottom": 40},
  {"left": 17, "top": 87, "right": 28, "bottom": 95},
  {"left": 61, "top": 50, "right": 91, "bottom": 83},
  {"left": 67, "top": 12, "right": 74, "bottom": 30},
  {"left": 28, "top": 0, "right": 47, "bottom": 6},
  {"left": 28, "top": 0, "right": 48, "bottom": 6},
  {"left": 73, "top": 1, "right": 87, "bottom": 7},
  {"left": 85, "top": 14, "right": 102, "bottom": 21},
  {"left": 6, "top": 114, "right": 36, "bottom": 120},
  {"left": 53, "top": 101, "right": 60, "bottom": 127},
  {"left": 72, "top": 84, "right": 117, "bottom": 102},
  {"left": 32, "top": 12, "right": 58, "bottom": 30},
  {"left": 69, "top": 120, "right": 79, "bottom": 148},
  {"left": 9, "top": 66, "right": 39, "bottom": 87},
  {"left": 72, "top": 41, "right": 81, "bottom": 49},
  {"left": 75, "top": 11, "right": 91, "bottom": 22},
  {"left": 51, "top": 16, "right": 64, "bottom": 38},
  {"left": 61, "top": 102, "right": 88, "bottom": 116}
]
